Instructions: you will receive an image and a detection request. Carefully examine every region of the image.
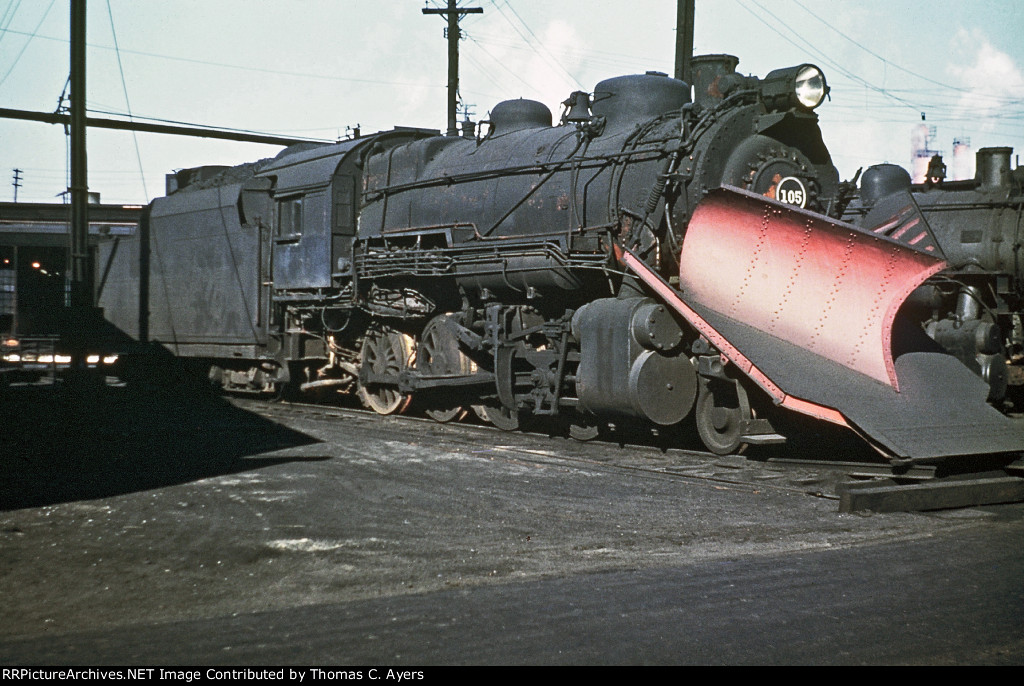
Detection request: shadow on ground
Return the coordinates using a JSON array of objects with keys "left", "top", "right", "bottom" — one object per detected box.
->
[{"left": 0, "top": 381, "right": 321, "bottom": 511}]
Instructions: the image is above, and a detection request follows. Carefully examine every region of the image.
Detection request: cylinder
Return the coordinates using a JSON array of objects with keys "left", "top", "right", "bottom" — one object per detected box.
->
[
  {"left": 630, "top": 302, "right": 684, "bottom": 352},
  {"left": 573, "top": 297, "right": 696, "bottom": 425}
]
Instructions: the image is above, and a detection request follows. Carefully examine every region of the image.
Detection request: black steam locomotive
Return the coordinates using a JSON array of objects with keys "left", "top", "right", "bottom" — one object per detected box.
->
[
  {"left": 97, "top": 55, "right": 1022, "bottom": 464},
  {"left": 843, "top": 149, "right": 1023, "bottom": 410}
]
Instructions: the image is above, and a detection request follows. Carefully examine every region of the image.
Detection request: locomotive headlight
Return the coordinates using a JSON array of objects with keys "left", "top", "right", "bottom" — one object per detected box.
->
[
  {"left": 760, "top": 63, "right": 829, "bottom": 111},
  {"left": 794, "top": 65, "right": 828, "bottom": 109}
]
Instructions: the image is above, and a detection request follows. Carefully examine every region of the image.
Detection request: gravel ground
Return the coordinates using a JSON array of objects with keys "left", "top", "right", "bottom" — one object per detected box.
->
[{"left": 2, "top": 382, "right": 1017, "bottom": 648}]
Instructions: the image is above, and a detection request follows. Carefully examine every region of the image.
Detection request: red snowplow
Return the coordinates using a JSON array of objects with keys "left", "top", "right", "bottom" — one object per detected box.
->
[{"left": 623, "top": 188, "right": 1022, "bottom": 461}]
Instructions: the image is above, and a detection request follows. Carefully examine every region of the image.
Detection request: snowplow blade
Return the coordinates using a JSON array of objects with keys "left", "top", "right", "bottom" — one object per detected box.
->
[
  {"left": 622, "top": 187, "right": 1022, "bottom": 460},
  {"left": 678, "top": 187, "right": 942, "bottom": 390}
]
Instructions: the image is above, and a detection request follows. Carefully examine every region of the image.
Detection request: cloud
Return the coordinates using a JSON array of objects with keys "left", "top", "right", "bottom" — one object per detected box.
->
[
  {"left": 949, "top": 28, "right": 1024, "bottom": 129},
  {"left": 463, "top": 18, "right": 586, "bottom": 118},
  {"left": 523, "top": 20, "right": 586, "bottom": 107}
]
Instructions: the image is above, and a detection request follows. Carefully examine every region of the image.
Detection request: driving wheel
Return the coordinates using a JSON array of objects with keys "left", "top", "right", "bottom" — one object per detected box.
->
[
  {"left": 358, "top": 327, "right": 413, "bottom": 415},
  {"left": 417, "top": 315, "right": 472, "bottom": 422}
]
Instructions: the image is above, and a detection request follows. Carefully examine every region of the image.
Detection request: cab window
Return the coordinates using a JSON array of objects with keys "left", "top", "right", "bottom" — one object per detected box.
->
[{"left": 277, "top": 197, "right": 303, "bottom": 237}]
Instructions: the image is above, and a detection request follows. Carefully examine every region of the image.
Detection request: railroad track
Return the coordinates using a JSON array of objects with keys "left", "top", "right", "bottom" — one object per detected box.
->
[{"left": 232, "top": 397, "right": 1024, "bottom": 514}]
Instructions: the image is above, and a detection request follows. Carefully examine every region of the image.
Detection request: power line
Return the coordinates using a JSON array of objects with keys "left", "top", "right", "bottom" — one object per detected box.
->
[
  {"left": 740, "top": 0, "right": 1024, "bottom": 121},
  {"left": 791, "top": 0, "right": 1023, "bottom": 105},
  {"left": 739, "top": 0, "right": 926, "bottom": 114},
  {"left": 0, "top": 25, "right": 445, "bottom": 89},
  {"left": 792, "top": 0, "right": 958, "bottom": 94},
  {"left": 468, "top": 29, "right": 661, "bottom": 74},
  {"left": 489, "top": 0, "right": 584, "bottom": 91},
  {"left": 0, "top": 0, "right": 56, "bottom": 89},
  {"left": 0, "top": 0, "right": 24, "bottom": 48},
  {"left": 105, "top": 0, "right": 149, "bottom": 201},
  {"left": 464, "top": 34, "right": 540, "bottom": 97}
]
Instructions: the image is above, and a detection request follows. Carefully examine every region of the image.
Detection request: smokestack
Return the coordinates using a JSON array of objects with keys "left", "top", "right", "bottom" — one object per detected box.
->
[
  {"left": 976, "top": 147, "right": 1012, "bottom": 188},
  {"left": 689, "top": 54, "right": 739, "bottom": 110}
]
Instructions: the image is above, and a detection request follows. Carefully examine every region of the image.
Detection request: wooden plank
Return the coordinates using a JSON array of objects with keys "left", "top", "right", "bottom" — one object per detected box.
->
[{"left": 838, "top": 476, "right": 1024, "bottom": 513}]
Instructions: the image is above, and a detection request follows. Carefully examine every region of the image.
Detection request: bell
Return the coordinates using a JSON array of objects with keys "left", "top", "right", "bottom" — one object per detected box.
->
[
  {"left": 562, "top": 91, "right": 592, "bottom": 124},
  {"left": 926, "top": 154, "right": 946, "bottom": 184}
]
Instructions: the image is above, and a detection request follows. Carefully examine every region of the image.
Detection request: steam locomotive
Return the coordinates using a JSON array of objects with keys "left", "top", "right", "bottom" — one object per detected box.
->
[
  {"left": 842, "top": 150, "right": 1023, "bottom": 411},
  {"left": 97, "top": 55, "right": 1022, "bottom": 464}
]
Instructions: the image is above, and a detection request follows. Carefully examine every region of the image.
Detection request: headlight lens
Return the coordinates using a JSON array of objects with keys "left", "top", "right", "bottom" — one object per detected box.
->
[{"left": 794, "top": 65, "right": 827, "bottom": 109}]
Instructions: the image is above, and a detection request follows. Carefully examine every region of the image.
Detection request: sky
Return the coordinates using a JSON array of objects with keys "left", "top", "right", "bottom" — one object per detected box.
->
[{"left": 1, "top": 0, "right": 1022, "bottom": 204}]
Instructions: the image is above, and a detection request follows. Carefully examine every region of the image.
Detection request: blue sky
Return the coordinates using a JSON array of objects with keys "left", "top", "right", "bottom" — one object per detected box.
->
[{"left": 1, "top": 0, "right": 1022, "bottom": 203}]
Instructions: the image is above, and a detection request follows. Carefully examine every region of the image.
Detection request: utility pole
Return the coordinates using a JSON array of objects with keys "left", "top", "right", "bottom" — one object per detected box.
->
[
  {"left": 458, "top": 102, "right": 476, "bottom": 139},
  {"left": 674, "top": 0, "right": 695, "bottom": 84},
  {"left": 12, "top": 168, "right": 22, "bottom": 202},
  {"left": 64, "top": 0, "right": 98, "bottom": 386},
  {"left": 69, "top": 0, "right": 89, "bottom": 311},
  {"left": 422, "top": 0, "right": 482, "bottom": 137}
]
